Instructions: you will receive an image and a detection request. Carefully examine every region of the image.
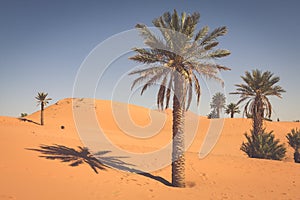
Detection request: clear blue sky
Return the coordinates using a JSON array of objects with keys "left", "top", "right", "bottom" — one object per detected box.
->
[{"left": 0, "top": 0, "right": 299, "bottom": 121}]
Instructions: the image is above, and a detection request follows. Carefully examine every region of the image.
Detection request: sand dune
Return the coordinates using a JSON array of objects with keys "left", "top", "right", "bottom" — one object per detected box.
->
[{"left": 0, "top": 98, "right": 299, "bottom": 199}]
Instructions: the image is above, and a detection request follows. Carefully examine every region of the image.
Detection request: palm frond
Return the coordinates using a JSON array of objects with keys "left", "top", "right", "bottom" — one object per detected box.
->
[
  {"left": 185, "top": 79, "right": 193, "bottom": 110},
  {"left": 194, "top": 26, "right": 209, "bottom": 42},
  {"left": 200, "top": 26, "right": 228, "bottom": 45},
  {"left": 206, "top": 49, "right": 231, "bottom": 59},
  {"left": 191, "top": 72, "right": 201, "bottom": 105},
  {"left": 135, "top": 24, "right": 166, "bottom": 50},
  {"left": 157, "top": 75, "right": 168, "bottom": 110},
  {"left": 165, "top": 73, "right": 174, "bottom": 109}
]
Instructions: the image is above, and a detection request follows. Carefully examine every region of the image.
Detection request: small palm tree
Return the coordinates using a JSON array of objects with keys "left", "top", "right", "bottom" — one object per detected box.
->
[
  {"left": 286, "top": 128, "right": 300, "bottom": 163},
  {"left": 129, "top": 10, "right": 230, "bottom": 187},
  {"left": 225, "top": 103, "right": 240, "bottom": 118},
  {"left": 207, "top": 109, "right": 218, "bottom": 119},
  {"left": 241, "top": 129, "right": 286, "bottom": 160},
  {"left": 230, "top": 70, "right": 285, "bottom": 135},
  {"left": 35, "top": 92, "right": 52, "bottom": 125},
  {"left": 210, "top": 92, "right": 226, "bottom": 118}
]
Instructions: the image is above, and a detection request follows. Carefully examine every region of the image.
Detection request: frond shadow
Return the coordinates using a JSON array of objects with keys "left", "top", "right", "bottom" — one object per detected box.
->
[{"left": 26, "top": 144, "right": 133, "bottom": 174}]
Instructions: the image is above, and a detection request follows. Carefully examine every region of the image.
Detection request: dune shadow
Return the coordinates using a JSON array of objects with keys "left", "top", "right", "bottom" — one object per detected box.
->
[
  {"left": 27, "top": 144, "right": 172, "bottom": 186},
  {"left": 18, "top": 117, "right": 40, "bottom": 125}
]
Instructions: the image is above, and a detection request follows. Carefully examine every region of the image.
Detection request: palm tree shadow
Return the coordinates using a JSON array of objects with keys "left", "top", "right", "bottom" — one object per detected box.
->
[
  {"left": 18, "top": 117, "right": 40, "bottom": 125},
  {"left": 94, "top": 152, "right": 172, "bottom": 186},
  {"left": 27, "top": 144, "right": 172, "bottom": 186}
]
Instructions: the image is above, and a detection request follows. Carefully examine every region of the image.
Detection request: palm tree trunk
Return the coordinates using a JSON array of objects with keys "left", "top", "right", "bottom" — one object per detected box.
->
[
  {"left": 253, "top": 97, "right": 263, "bottom": 135},
  {"left": 217, "top": 108, "right": 220, "bottom": 118},
  {"left": 41, "top": 103, "right": 44, "bottom": 126},
  {"left": 294, "top": 150, "right": 300, "bottom": 163},
  {"left": 253, "top": 114, "right": 261, "bottom": 135},
  {"left": 171, "top": 75, "right": 185, "bottom": 188},
  {"left": 231, "top": 111, "right": 234, "bottom": 118}
]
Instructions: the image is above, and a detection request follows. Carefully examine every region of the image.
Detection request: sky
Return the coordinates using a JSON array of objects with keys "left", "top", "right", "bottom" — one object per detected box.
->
[{"left": 0, "top": 0, "right": 300, "bottom": 121}]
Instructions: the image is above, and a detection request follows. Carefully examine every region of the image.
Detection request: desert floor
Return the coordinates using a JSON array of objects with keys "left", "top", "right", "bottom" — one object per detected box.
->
[{"left": 0, "top": 98, "right": 299, "bottom": 200}]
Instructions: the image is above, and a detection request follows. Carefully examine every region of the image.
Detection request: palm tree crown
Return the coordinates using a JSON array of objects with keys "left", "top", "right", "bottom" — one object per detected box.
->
[
  {"left": 225, "top": 103, "right": 240, "bottom": 118},
  {"left": 129, "top": 9, "right": 231, "bottom": 110},
  {"left": 210, "top": 92, "right": 226, "bottom": 118},
  {"left": 129, "top": 10, "right": 230, "bottom": 187},
  {"left": 35, "top": 92, "right": 51, "bottom": 106},
  {"left": 230, "top": 70, "right": 285, "bottom": 118}
]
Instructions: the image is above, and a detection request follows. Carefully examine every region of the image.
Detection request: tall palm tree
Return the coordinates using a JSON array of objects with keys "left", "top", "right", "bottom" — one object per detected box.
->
[
  {"left": 210, "top": 92, "right": 226, "bottom": 118},
  {"left": 35, "top": 92, "right": 52, "bottom": 125},
  {"left": 225, "top": 103, "right": 240, "bottom": 118},
  {"left": 129, "top": 10, "right": 230, "bottom": 187},
  {"left": 230, "top": 70, "right": 285, "bottom": 135}
]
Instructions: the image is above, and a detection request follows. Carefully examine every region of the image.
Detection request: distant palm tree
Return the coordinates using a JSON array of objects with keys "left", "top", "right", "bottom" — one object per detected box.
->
[
  {"left": 230, "top": 70, "right": 285, "bottom": 135},
  {"left": 129, "top": 10, "right": 230, "bottom": 187},
  {"left": 225, "top": 103, "right": 240, "bottom": 118},
  {"left": 207, "top": 108, "right": 218, "bottom": 119},
  {"left": 35, "top": 92, "right": 52, "bottom": 125},
  {"left": 210, "top": 92, "right": 226, "bottom": 118}
]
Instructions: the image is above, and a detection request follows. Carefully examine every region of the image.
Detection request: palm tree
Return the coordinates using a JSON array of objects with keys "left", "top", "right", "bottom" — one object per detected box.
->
[
  {"left": 210, "top": 92, "right": 226, "bottom": 118},
  {"left": 286, "top": 128, "right": 300, "bottom": 163},
  {"left": 129, "top": 10, "right": 230, "bottom": 187},
  {"left": 35, "top": 92, "right": 52, "bottom": 125},
  {"left": 225, "top": 103, "right": 240, "bottom": 118},
  {"left": 230, "top": 70, "right": 285, "bottom": 135}
]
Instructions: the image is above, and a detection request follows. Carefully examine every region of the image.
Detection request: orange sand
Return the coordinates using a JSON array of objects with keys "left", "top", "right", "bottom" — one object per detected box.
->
[{"left": 0, "top": 98, "right": 299, "bottom": 200}]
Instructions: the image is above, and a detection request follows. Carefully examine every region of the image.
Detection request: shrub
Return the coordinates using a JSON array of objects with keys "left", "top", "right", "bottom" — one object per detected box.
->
[
  {"left": 20, "top": 113, "right": 28, "bottom": 117},
  {"left": 241, "top": 130, "right": 286, "bottom": 160},
  {"left": 286, "top": 128, "right": 300, "bottom": 163}
]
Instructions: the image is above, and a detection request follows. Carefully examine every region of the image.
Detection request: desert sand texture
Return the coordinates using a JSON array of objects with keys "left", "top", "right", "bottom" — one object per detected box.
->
[{"left": 0, "top": 98, "right": 299, "bottom": 200}]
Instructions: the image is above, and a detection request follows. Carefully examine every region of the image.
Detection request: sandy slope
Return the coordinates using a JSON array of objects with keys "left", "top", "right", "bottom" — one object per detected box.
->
[{"left": 0, "top": 98, "right": 299, "bottom": 200}]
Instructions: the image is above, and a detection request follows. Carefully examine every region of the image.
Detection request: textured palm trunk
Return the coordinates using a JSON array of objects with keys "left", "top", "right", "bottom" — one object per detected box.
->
[
  {"left": 253, "top": 114, "right": 262, "bottom": 135},
  {"left": 40, "top": 103, "right": 44, "bottom": 126},
  {"left": 231, "top": 112, "right": 234, "bottom": 118},
  {"left": 216, "top": 108, "right": 220, "bottom": 118},
  {"left": 253, "top": 96, "right": 263, "bottom": 135},
  {"left": 171, "top": 74, "right": 185, "bottom": 188}
]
